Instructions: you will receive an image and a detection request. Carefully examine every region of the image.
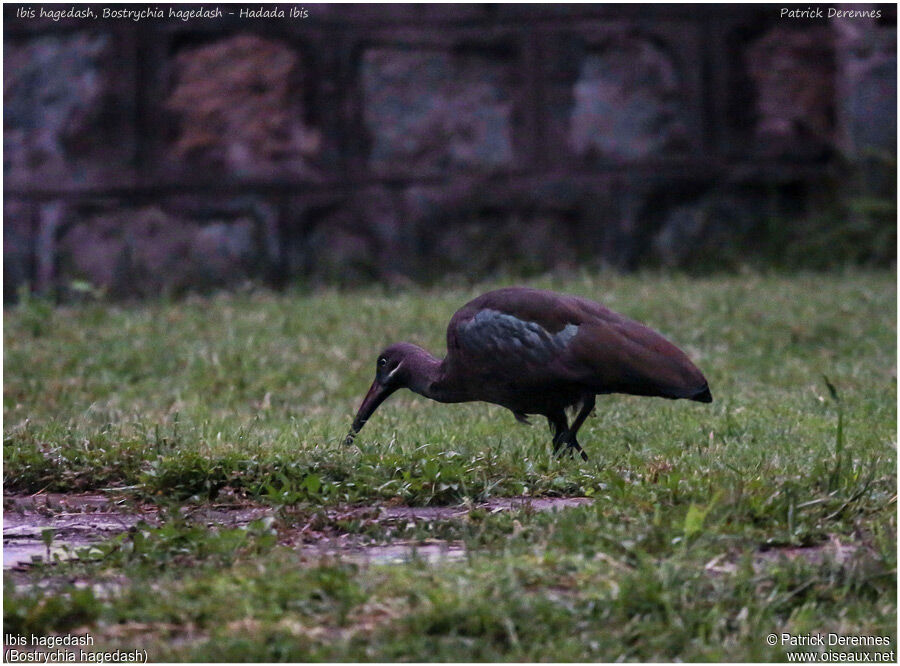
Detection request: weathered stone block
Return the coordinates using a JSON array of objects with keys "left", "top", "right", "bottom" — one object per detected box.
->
[
  {"left": 848, "top": 58, "right": 897, "bottom": 155},
  {"left": 641, "top": 178, "right": 837, "bottom": 270},
  {"left": 283, "top": 188, "right": 406, "bottom": 285},
  {"left": 545, "top": 29, "right": 693, "bottom": 162},
  {"left": 648, "top": 192, "right": 761, "bottom": 269},
  {"left": 3, "top": 200, "right": 35, "bottom": 302},
  {"left": 4, "top": 33, "right": 134, "bottom": 188},
  {"left": 56, "top": 201, "right": 278, "bottom": 297},
  {"left": 165, "top": 34, "right": 321, "bottom": 179},
  {"left": 361, "top": 46, "right": 516, "bottom": 174},
  {"left": 745, "top": 26, "right": 835, "bottom": 155},
  {"left": 404, "top": 178, "right": 622, "bottom": 279},
  {"left": 833, "top": 20, "right": 897, "bottom": 156}
]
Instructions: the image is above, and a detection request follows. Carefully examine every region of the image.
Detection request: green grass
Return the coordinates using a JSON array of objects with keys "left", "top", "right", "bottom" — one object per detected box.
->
[{"left": 4, "top": 270, "right": 896, "bottom": 661}]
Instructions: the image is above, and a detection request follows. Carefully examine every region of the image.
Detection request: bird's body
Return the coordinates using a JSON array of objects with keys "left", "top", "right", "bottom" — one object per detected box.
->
[{"left": 347, "top": 287, "right": 711, "bottom": 460}]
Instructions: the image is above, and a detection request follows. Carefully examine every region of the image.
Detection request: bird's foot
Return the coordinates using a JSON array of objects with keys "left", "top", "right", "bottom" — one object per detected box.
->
[
  {"left": 563, "top": 442, "right": 588, "bottom": 461},
  {"left": 553, "top": 434, "right": 588, "bottom": 461}
]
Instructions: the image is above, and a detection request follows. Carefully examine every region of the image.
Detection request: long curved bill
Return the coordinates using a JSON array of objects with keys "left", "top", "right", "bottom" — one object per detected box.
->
[{"left": 345, "top": 380, "right": 397, "bottom": 445}]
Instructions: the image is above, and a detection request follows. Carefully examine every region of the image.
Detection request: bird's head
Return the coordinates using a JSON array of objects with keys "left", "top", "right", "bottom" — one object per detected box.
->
[{"left": 345, "top": 343, "right": 418, "bottom": 445}]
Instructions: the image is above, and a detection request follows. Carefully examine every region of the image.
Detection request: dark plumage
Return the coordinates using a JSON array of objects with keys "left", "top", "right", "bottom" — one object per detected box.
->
[{"left": 346, "top": 287, "right": 712, "bottom": 460}]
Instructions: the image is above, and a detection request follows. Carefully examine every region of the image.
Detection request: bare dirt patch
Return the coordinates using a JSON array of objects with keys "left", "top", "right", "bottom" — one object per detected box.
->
[{"left": 703, "top": 535, "right": 866, "bottom": 577}]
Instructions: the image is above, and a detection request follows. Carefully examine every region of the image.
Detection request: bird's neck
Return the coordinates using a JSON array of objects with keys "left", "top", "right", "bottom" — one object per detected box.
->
[{"left": 405, "top": 347, "right": 466, "bottom": 403}]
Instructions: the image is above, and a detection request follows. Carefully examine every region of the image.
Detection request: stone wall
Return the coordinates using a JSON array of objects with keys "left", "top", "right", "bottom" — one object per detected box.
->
[{"left": 3, "top": 4, "right": 896, "bottom": 300}]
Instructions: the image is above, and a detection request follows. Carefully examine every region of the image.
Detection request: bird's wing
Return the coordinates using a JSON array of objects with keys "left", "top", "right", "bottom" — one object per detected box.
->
[
  {"left": 448, "top": 288, "right": 605, "bottom": 386},
  {"left": 564, "top": 317, "right": 707, "bottom": 398},
  {"left": 450, "top": 287, "right": 707, "bottom": 399},
  {"left": 456, "top": 307, "right": 579, "bottom": 369}
]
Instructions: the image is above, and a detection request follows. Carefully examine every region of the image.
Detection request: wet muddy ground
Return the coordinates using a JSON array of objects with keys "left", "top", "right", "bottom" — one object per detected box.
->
[
  {"left": 3, "top": 493, "right": 594, "bottom": 570},
  {"left": 4, "top": 493, "right": 862, "bottom": 574},
  {"left": 4, "top": 494, "right": 144, "bottom": 569}
]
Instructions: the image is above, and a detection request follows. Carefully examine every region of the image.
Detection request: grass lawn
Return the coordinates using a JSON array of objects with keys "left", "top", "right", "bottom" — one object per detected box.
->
[{"left": 4, "top": 270, "right": 896, "bottom": 661}]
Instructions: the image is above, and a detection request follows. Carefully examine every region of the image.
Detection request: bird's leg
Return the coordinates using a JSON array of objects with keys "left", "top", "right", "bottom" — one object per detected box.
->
[
  {"left": 549, "top": 409, "right": 588, "bottom": 462},
  {"left": 547, "top": 410, "right": 569, "bottom": 455},
  {"left": 568, "top": 394, "right": 595, "bottom": 438},
  {"left": 563, "top": 394, "right": 595, "bottom": 461}
]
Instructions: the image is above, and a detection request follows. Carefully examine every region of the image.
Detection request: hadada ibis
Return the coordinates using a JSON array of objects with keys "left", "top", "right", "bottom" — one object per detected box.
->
[{"left": 346, "top": 287, "right": 712, "bottom": 460}]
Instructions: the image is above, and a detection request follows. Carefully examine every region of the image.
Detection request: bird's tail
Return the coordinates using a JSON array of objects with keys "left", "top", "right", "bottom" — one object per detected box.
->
[{"left": 690, "top": 383, "right": 713, "bottom": 403}]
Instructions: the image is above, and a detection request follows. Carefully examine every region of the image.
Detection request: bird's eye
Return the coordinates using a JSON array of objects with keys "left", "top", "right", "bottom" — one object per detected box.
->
[{"left": 378, "top": 358, "right": 387, "bottom": 367}]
